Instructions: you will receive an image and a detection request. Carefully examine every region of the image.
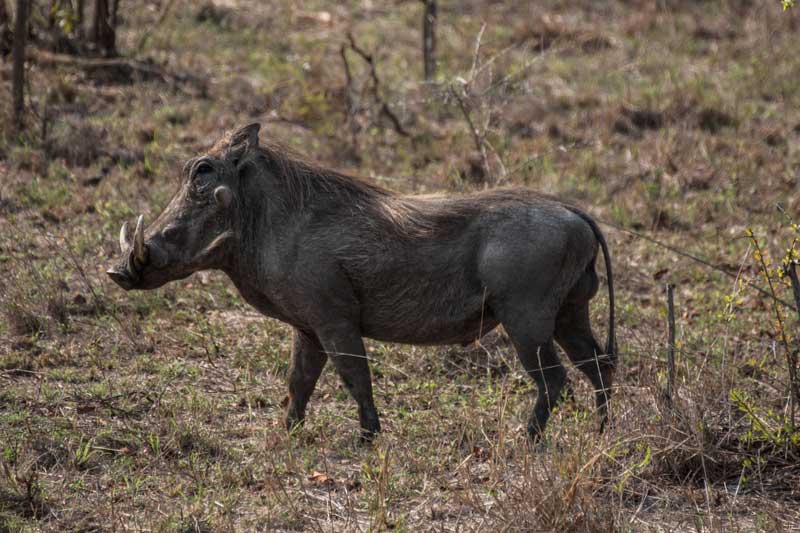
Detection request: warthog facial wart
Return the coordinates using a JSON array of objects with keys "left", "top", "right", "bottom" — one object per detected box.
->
[{"left": 107, "top": 123, "right": 617, "bottom": 443}]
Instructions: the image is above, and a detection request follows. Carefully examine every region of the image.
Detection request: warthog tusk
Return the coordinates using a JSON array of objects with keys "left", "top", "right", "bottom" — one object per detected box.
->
[
  {"left": 133, "top": 215, "right": 147, "bottom": 264},
  {"left": 119, "top": 221, "right": 131, "bottom": 252}
]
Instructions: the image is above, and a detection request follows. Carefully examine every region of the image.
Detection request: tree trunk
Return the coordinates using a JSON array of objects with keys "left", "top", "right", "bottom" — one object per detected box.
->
[
  {"left": 91, "top": 0, "right": 115, "bottom": 56},
  {"left": 422, "top": 0, "right": 436, "bottom": 80},
  {"left": 0, "top": 0, "right": 9, "bottom": 27},
  {"left": 0, "top": 0, "right": 11, "bottom": 55},
  {"left": 111, "top": 0, "right": 118, "bottom": 28},
  {"left": 76, "top": 0, "right": 85, "bottom": 38},
  {"left": 12, "top": 0, "right": 27, "bottom": 131}
]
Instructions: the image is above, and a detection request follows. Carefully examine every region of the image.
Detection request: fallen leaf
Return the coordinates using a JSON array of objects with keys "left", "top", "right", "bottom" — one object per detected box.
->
[{"left": 308, "top": 471, "right": 335, "bottom": 489}]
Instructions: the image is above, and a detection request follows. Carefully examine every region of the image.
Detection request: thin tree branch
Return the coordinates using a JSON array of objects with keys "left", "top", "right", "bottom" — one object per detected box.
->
[
  {"left": 344, "top": 32, "right": 409, "bottom": 137},
  {"left": 451, "top": 83, "right": 491, "bottom": 184}
]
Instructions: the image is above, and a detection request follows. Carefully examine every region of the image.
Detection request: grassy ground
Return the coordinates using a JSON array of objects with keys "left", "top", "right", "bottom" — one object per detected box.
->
[{"left": 1, "top": 0, "right": 800, "bottom": 530}]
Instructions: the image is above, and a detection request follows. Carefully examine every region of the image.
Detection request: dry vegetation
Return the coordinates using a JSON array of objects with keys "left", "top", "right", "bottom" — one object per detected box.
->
[{"left": 1, "top": 0, "right": 800, "bottom": 531}]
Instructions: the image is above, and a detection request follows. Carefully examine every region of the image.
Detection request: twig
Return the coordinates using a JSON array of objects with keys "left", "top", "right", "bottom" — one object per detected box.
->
[
  {"left": 470, "top": 22, "right": 486, "bottom": 79},
  {"left": 449, "top": 23, "right": 507, "bottom": 187},
  {"left": 322, "top": 350, "right": 410, "bottom": 379},
  {"left": 451, "top": 84, "right": 492, "bottom": 184},
  {"left": 483, "top": 136, "right": 507, "bottom": 180},
  {"left": 12, "top": 0, "right": 28, "bottom": 131},
  {"left": 340, "top": 44, "right": 353, "bottom": 95},
  {"left": 666, "top": 284, "right": 676, "bottom": 408},
  {"left": 787, "top": 262, "right": 800, "bottom": 423},
  {"left": 344, "top": 32, "right": 409, "bottom": 138},
  {"left": 421, "top": 0, "right": 436, "bottom": 80},
  {"left": 597, "top": 218, "right": 795, "bottom": 310},
  {"left": 339, "top": 43, "right": 360, "bottom": 152},
  {"left": 134, "top": 0, "right": 176, "bottom": 54},
  {"left": 788, "top": 264, "right": 800, "bottom": 324},
  {"left": 747, "top": 229, "right": 797, "bottom": 435}
]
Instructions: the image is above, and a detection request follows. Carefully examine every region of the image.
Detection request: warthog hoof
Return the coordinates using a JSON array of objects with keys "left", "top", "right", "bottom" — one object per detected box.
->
[{"left": 359, "top": 414, "right": 381, "bottom": 445}]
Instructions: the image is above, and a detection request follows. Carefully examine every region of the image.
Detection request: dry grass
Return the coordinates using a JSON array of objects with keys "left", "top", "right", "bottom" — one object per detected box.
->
[{"left": 1, "top": 0, "right": 800, "bottom": 530}]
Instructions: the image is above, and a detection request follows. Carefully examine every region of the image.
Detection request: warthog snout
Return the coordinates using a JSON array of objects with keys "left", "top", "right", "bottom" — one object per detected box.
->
[
  {"left": 106, "top": 174, "right": 236, "bottom": 292},
  {"left": 106, "top": 267, "right": 135, "bottom": 290}
]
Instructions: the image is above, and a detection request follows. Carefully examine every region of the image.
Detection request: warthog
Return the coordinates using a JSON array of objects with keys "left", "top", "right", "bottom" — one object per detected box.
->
[{"left": 108, "top": 123, "right": 616, "bottom": 442}]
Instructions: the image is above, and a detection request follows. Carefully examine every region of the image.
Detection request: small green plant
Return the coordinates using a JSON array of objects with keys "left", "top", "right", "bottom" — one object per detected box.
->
[
  {"left": 730, "top": 388, "right": 800, "bottom": 449},
  {"left": 73, "top": 437, "right": 96, "bottom": 469},
  {"left": 744, "top": 219, "right": 799, "bottom": 439},
  {"left": 614, "top": 442, "right": 652, "bottom": 495},
  {"left": 149, "top": 433, "right": 161, "bottom": 457}
]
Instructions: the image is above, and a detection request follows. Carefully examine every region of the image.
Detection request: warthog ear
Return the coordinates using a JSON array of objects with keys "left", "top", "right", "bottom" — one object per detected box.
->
[{"left": 226, "top": 123, "right": 260, "bottom": 165}]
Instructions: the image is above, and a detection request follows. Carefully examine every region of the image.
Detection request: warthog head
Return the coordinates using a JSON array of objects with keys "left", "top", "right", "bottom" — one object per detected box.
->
[{"left": 107, "top": 124, "right": 260, "bottom": 290}]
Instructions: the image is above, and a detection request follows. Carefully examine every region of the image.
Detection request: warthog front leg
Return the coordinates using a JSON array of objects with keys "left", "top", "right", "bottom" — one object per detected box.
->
[
  {"left": 285, "top": 329, "right": 328, "bottom": 432},
  {"left": 316, "top": 325, "right": 381, "bottom": 442}
]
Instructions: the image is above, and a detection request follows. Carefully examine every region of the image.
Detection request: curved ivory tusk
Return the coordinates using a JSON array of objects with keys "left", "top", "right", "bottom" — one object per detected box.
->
[
  {"left": 119, "top": 221, "right": 131, "bottom": 252},
  {"left": 133, "top": 215, "right": 147, "bottom": 264}
]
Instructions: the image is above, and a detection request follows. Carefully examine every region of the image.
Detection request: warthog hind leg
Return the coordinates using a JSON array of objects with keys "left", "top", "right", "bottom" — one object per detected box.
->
[
  {"left": 285, "top": 329, "right": 328, "bottom": 432},
  {"left": 555, "top": 301, "right": 615, "bottom": 430},
  {"left": 500, "top": 312, "right": 564, "bottom": 441},
  {"left": 521, "top": 340, "right": 565, "bottom": 441}
]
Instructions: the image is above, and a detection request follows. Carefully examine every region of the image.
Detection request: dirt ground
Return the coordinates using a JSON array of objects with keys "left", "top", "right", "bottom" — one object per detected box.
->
[{"left": 1, "top": 1, "right": 799, "bottom": 531}]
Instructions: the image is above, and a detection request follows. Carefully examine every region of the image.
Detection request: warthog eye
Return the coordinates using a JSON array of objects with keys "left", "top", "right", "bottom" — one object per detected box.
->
[{"left": 195, "top": 162, "right": 214, "bottom": 175}]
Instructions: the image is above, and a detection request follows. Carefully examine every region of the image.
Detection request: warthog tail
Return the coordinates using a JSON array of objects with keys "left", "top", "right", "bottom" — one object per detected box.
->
[{"left": 566, "top": 206, "right": 616, "bottom": 359}]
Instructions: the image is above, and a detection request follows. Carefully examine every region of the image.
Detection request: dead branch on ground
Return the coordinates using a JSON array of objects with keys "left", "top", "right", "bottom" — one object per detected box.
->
[{"left": 30, "top": 49, "right": 208, "bottom": 95}]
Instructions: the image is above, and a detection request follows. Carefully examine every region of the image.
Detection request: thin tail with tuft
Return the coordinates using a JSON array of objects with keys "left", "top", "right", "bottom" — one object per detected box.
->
[{"left": 565, "top": 206, "right": 616, "bottom": 359}]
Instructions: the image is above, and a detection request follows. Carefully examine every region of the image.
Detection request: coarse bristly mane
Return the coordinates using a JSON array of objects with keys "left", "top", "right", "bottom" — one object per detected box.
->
[
  {"left": 255, "top": 140, "right": 395, "bottom": 209},
  {"left": 208, "top": 130, "right": 558, "bottom": 243},
  {"left": 208, "top": 129, "right": 393, "bottom": 209},
  {"left": 208, "top": 130, "right": 455, "bottom": 242}
]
